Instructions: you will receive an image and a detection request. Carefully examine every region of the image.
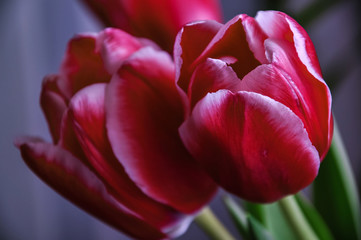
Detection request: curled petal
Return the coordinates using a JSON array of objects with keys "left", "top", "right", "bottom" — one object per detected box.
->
[
  {"left": 175, "top": 15, "right": 268, "bottom": 93},
  {"left": 98, "top": 28, "right": 148, "bottom": 74},
  {"left": 106, "top": 47, "right": 217, "bottom": 213},
  {"left": 58, "top": 28, "right": 148, "bottom": 100},
  {"left": 192, "top": 15, "right": 261, "bottom": 80},
  {"left": 240, "top": 64, "right": 304, "bottom": 126},
  {"left": 188, "top": 58, "right": 241, "bottom": 108},
  {"left": 240, "top": 64, "right": 333, "bottom": 159},
  {"left": 241, "top": 15, "right": 268, "bottom": 63},
  {"left": 58, "top": 109, "right": 89, "bottom": 168},
  {"left": 180, "top": 90, "right": 320, "bottom": 202},
  {"left": 255, "top": 10, "right": 323, "bottom": 80},
  {"left": 40, "top": 75, "right": 67, "bottom": 143},
  {"left": 14, "top": 137, "right": 168, "bottom": 240},
  {"left": 58, "top": 33, "right": 111, "bottom": 99},
  {"left": 175, "top": 20, "right": 222, "bottom": 91},
  {"left": 264, "top": 39, "right": 332, "bottom": 159}
]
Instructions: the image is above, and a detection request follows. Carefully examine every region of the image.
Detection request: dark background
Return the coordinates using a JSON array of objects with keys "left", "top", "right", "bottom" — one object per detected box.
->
[{"left": 0, "top": 0, "right": 360, "bottom": 239}]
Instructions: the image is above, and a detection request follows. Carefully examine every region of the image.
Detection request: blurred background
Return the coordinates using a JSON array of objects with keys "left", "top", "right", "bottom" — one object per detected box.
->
[{"left": 0, "top": 0, "right": 360, "bottom": 239}]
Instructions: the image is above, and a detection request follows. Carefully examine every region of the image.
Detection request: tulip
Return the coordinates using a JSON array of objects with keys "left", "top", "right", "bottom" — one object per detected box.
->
[
  {"left": 16, "top": 28, "right": 217, "bottom": 239},
  {"left": 175, "top": 11, "right": 333, "bottom": 203},
  {"left": 80, "top": 0, "right": 223, "bottom": 52}
]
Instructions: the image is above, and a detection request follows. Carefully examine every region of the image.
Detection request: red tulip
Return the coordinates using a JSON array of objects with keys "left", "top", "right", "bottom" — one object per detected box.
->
[
  {"left": 16, "top": 28, "right": 217, "bottom": 239},
  {"left": 80, "top": 0, "right": 223, "bottom": 52},
  {"left": 175, "top": 11, "right": 333, "bottom": 203}
]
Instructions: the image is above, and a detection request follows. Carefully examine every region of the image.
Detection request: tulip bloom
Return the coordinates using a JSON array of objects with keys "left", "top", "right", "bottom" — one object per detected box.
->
[
  {"left": 175, "top": 11, "right": 333, "bottom": 203},
  {"left": 16, "top": 28, "right": 217, "bottom": 239},
  {"left": 80, "top": 0, "right": 222, "bottom": 52}
]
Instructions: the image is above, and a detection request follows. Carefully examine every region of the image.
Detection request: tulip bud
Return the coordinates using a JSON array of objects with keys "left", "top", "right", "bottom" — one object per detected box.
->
[{"left": 176, "top": 11, "right": 333, "bottom": 203}]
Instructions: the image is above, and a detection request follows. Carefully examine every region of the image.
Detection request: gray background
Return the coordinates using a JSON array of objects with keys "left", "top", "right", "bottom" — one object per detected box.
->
[{"left": 0, "top": 0, "right": 360, "bottom": 239}]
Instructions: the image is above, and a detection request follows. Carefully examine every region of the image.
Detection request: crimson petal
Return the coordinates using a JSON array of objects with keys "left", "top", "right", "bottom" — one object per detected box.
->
[
  {"left": 241, "top": 15, "right": 268, "bottom": 63},
  {"left": 58, "top": 29, "right": 152, "bottom": 101},
  {"left": 174, "top": 20, "right": 222, "bottom": 92},
  {"left": 98, "top": 28, "right": 146, "bottom": 74},
  {"left": 240, "top": 64, "right": 305, "bottom": 127},
  {"left": 40, "top": 75, "right": 67, "bottom": 143},
  {"left": 188, "top": 58, "right": 241, "bottom": 108},
  {"left": 264, "top": 39, "right": 332, "bottom": 159},
  {"left": 58, "top": 109, "right": 89, "bottom": 168},
  {"left": 192, "top": 15, "right": 261, "bottom": 80},
  {"left": 180, "top": 90, "right": 320, "bottom": 203},
  {"left": 255, "top": 11, "right": 332, "bottom": 158},
  {"left": 15, "top": 137, "right": 168, "bottom": 240},
  {"left": 106, "top": 47, "right": 217, "bottom": 213},
  {"left": 255, "top": 11, "right": 323, "bottom": 79},
  {"left": 58, "top": 33, "right": 111, "bottom": 100},
  {"left": 67, "top": 83, "right": 188, "bottom": 230}
]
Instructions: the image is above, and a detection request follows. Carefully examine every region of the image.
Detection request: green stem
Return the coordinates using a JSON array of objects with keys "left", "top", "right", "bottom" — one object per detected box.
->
[
  {"left": 278, "top": 196, "right": 319, "bottom": 240},
  {"left": 195, "top": 207, "right": 236, "bottom": 240}
]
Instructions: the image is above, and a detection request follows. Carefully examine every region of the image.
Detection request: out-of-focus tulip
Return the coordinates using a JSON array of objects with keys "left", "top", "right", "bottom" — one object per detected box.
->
[
  {"left": 80, "top": 0, "right": 223, "bottom": 52},
  {"left": 15, "top": 28, "right": 217, "bottom": 239},
  {"left": 175, "top": 11, "right": 333, "bottom": 203}
]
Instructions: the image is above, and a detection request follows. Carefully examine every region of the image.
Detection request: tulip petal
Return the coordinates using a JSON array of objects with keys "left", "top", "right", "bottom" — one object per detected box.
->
[
  {"left": 58, "top": 33, "right": 111, "bottom": 100},
  {"left": 193, "top": 15, "right": 261, "bottom": 81},
  {"left": 241, "top": 62, "right": 332, "bottom": 159},
  {"left": 58, "top": 110, "right": 89, "bottom": 168},
  {"left": 180, "top": 90, "right": 320, "bottom": 203},
  {"left": 255, "top": 11, "right": 333, "bottom": 158},
  {"left": 241, "top": 15, "right": 268, "bottom": 63},
  {"left": 67, "top": 83, "right": 188, "bottom": 230},
  {"left": 240, "top": 64, "right": 305, "bottom": 128},
  {"left": 98, "top": 28, "right": 146, "bottom": 74},
  {"left": 188, "top": 58, "right": 241, "bottom": 108},
  {"left": 15, "top": 137, "right": 168, "bottom": 240},
  {"left": 106, "top": 47, "right": 217, "bottom": 213},
  {"left": 264, "top": 39, "right": 332, "bottom": 159},
  {"left": 58, "top": 28, "right": 153, "bottom": 101},
  {"left": 175, "top": 20, "right": 222, "bottom": 91},
  {"left": 255, "top": 11, "right": 323, "bottom": 80},
  {"left": 40, "top": 75, "right": 67, "bottom": 143}
]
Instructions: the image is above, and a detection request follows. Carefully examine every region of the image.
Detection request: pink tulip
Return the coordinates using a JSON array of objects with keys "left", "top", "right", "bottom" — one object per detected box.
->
[
  {"left": 80, "top": 0, "right": 223, "bottom": 52},
  {"left": 175, "top": 11, "right": 333, "bottom": 203},
  {"left": 16, "top": 28, "right": 217, "bottom": 239}
]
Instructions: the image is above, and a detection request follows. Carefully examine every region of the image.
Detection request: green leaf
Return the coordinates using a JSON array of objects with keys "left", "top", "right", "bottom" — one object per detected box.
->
[
  {"left": 222, "top": 195, "right": 274, "bottom": 240},
  {"left": 313, "top": 122, "right": 361, "bottom": 240},
  {"left": 247, "top": 215, "right": 274, "bottom": 240},
  {"left": 244, "top": 202, "right": 267, "bottom": 225},
  {"left": 246, "top": 196, "right": 326, "bottom": 240},
  {"left": 245, "top": 201, "right": 296, "bottom": 240},
  {"left": 295, "top": 194, "right": 334, "bottom": 240}
]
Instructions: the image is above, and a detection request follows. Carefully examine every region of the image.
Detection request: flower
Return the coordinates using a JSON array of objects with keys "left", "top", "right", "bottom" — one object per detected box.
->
[
  {"left": 175, "top": 11, "right": 333, "bottom": 203},
  {"left": 80, "top": 0, "right": 223, "bottom": 52},
  {"left": 15, "top": 28, "right": 217, "bottom": 239}
]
